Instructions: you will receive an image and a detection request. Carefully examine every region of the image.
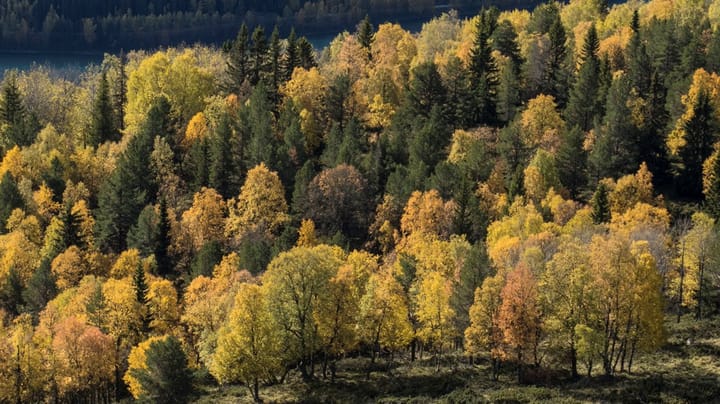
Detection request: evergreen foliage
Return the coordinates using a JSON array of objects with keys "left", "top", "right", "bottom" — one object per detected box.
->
[{"left": 130, "top": 336, "right": 193, "bottom": 404}]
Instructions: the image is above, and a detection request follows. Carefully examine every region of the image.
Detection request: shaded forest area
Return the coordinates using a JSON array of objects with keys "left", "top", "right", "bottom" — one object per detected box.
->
[
  {"left": 1, "top": 0, "right": 720, "bottom": 402},
  {"left": 0, "top": 0, "right": 542, "bottom": 51}
]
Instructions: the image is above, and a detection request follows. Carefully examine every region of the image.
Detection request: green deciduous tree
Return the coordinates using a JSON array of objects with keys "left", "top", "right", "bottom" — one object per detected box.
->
[{"left": 211, "top": 283, "right": 281, "bottom": 402}]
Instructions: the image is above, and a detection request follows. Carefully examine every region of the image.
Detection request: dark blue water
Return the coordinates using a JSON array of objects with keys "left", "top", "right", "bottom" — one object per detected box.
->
[
  {"left": 0, "top": 18, "right": 431, "bottom": 74},
  {"left": 0, "top": 52, "right": 103, "bottom": 74}
]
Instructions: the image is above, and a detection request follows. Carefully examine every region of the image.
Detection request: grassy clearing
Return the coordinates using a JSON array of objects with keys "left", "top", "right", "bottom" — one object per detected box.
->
[{"left": 194, "top": 315, "right": 720, "bottom": 403}]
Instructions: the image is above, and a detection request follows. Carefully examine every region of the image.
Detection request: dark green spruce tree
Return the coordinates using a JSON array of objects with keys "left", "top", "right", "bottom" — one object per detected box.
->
[
  {"left": 284, "top": 28, "right": 300, "bottom": 81},
  {"left": 406, "top": 62, "right": 447, "bottom": 119},
  {"left": 130, "top": 336, "right": 193, "bottom": 404},
  {"left": 544, "top": 15, "right": 569, "bottom": 107},
  {"left": 626, "top": 10, "right": 651, "bottom": 97},
  {"left": 357, "top": 15, "right": 374, "bottom": 58},
  {"left": 225, "top": 23, "right": 249, "bottom": 94},
  {"left": 298, "top": 37, "right": 316, "bottom": 69},
  {"left": 22, "top": 258, "right": 57, "bottom": 319},
  {"left": 556, "top": 125, "right": 587, "bottom": 199},
  {"left": 590, "top": 73, "right": 639, "bottom": 180},
  {"left": 0, "top": 266, "right": 23, "bottom": 315},
  {"left": 0, "top": 172, "right": 24, "bottom": 233},
  {"left": 493, "top": 20, "right": 522, "bottom": 123},
  {"left": 469, "top": 9, "right": 499, "bottom": 126},
  {"left": 326, "top": 73, "right": 352, "bottom": 132},
  {"left": 678, "top": 91, "right": 718, "bottom": 198},
  {"left": 443, "top": 56, "right": 474, "bottom": 128},
  {"left": 591, "top": 182, "right": 611, "bottom": 224},
  {"left": 156, "top": 198, "right": 173, "bottom": 278},
  {"left": 96, "top": 97, "right": 171, "bottom": 253},
  {"left": 565, "top": 24, "right": 601, "bottom": 132},
  {"left": 0, "top": 73, "right": 31, "bottom": 151},
  {"left": 209, "top": 113, "right": 234, "bottom": 199},
  {"left": 267, "top": 26, "right": 283, "bottom": 100},
  {"left": 113, "top": 51, "right": 127, "bottom": 132},
  {"left": 127, "top": 204, "right": 159, "bottom": 257},
  {"left": 42, "top": 156, "right": 65, "bottom": 202},
  {"left": 185, "top": 137, "right": 210, "bottom": 191},
  {"left": 249, "top": 26, "right": 267, "bottom": 85},
  {"left": 89, "top": 70, "right": 119, "bottom": 147},
  {"left": 245, "top": 83, "right": 279, "bottom": 169},
  {"left": 133, "top": 260, "right": 151, "bottom": 333},
  {"left": 705, "top": 148, "right": 720, "bottom": 219}
]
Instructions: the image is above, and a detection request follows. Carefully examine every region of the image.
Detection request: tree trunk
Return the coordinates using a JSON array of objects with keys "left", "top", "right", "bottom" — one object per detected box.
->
[
  {"left": 696, "top": 259, "right": 705, "bottom": 320},
  {"left": 678, "top": 241, "right": 685, "bottom": 323},
  {"left": 517, "top": 349, "right": 523, "bottom": 384},
  {"left": 253, "top": 378, "right": 261, "bottom": 403},
  {"left": 322, "top": 352, "right": 328, "bottom": 380}
]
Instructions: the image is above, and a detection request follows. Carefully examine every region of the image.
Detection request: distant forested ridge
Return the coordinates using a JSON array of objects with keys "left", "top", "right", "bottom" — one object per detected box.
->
[{"left": 0, "top": 0, "right": 541, "bottom": 51}]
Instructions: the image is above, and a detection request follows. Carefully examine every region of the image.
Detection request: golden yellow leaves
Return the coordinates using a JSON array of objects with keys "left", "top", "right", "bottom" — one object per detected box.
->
[{"left": 225, "top": 163, "right": 289, "bottom": 241}]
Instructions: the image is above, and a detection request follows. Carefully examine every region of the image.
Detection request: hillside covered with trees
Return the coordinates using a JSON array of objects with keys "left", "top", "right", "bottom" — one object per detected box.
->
[{"left": 1, "top": 0, "right": 720, "bottom": 402}]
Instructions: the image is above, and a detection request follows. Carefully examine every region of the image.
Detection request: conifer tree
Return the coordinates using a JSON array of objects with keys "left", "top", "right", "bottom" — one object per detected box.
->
[
  {"left": 706, "top": 152, "right": 720, "bottom": 220},
  {"left": 0, "top": 266, "right": 23, "bottom": 315},
  {"left": 326, "top": 73, "right": 351, "bottom": 132},
  {"left": 249, "top": 26, "right": 267, "bottom": 85},
  {"left": 156, "top": 198, "right": 172, "bottom": 277},
  {"left": 0, "top": 172, "right": 24, "bottom": 233},
  {"left": 42, "top": 156, "right": 65, "bottom": 201},
  {"left": 89, "top": 70, "right": 118, "bottom": 147},
  {"left": 679, "top": 91, "right": 718, "bottom": 198},
  {"left": 443, "top": 56, "right": 474, "bottom": 128},
  {"left": 268, "top": 26, "right": 282, "bottom": 98},
  {"left": 591, "top": 182, "right": 611, "bottom": 224},
  {"left": 133, "top": 260, "right": 151, "bottom": 333},
  {"left": 22, "top": 258, "right": 57, "bottom": 318},
  {"left": 96, "top": 97, "right": 168, "bottom": 253},
  {"left": 565, "top": 24, "right": 600, "bottom": 132},
  {"left": 590, "top": 74, "right": 639, "bottom": 179},
  {"left": 469, "top": 9, "right": 499, "bottom": 126},
  {"left": 114, "top": 51, "right": 127, "bottom": 132},
  {"left": 127, "top": 204, "right": 159, "bottom": 257},
  {"left": 284, "top": 28, "right": 300, "bottom": 80},
  {"left": 357, "top": 14, "right": 374, "bottom": 58},
  {"left": 626, "top": 10, "right": 650, "bottom": 96},
  {"left": 297, "top": 37, "right": 316, "bottom": 69},
  {"left": 130, "top": 336, "right": 193, "bottom": 403},
  {"left": 707, "top": 29, "right": 720, "bottom": 74},
  {"left": 209, "top": 114, "right": 234, "bottom": 199},
  {"left": 185, "top": 137, "right": 210, "bottom": 191},
  {"left": 226, "top": 23, "right": 249, "bottom": 94},
  {"left": 544, "top": 15, "right": 569, "bottom": 107},
  {"left": 133, "top": 261, "right": 148, "bottom": 306},
  {"left": 245, "top": 83, "right": 278, "bottom": 169},
  {"left": 556, "top": 126, "right": 587, "bottom": 198},
  {"left": 0, "top": 72, "right": 30, "bottom": 151},
  {"left": 406, "top": 62, "right": 447, "bottom": 119}
]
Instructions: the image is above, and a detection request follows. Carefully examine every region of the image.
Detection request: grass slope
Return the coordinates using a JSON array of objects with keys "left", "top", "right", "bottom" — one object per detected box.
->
[{"left": 194, "top": 315, "right": 720, "bottom": 403}]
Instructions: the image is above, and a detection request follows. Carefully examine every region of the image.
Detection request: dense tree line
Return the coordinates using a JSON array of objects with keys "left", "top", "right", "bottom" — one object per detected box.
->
[
  {"left": 2, "top": 0, "right": 720, "bottom": 401},
  {"left": 0, "top": 0, "right": 543, "bottom": 51}
]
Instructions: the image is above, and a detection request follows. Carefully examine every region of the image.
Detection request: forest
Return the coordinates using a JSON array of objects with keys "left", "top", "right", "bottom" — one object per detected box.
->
[{"left": 1, "top": 0, "right": 720, "bottom": 402}]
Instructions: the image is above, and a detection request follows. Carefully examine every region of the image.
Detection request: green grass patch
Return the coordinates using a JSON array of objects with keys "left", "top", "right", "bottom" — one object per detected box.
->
[{"left": 194, "top": 315, "right": 720, "bottom": 403}]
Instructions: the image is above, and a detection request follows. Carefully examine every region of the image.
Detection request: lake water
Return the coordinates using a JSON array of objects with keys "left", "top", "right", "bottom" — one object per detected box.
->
[
  {"left": 0, "top": 16, "right": 437, "bottom": 75},
  {"left": 0, "top": 52, "right": 103, "bottom": 74}
]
